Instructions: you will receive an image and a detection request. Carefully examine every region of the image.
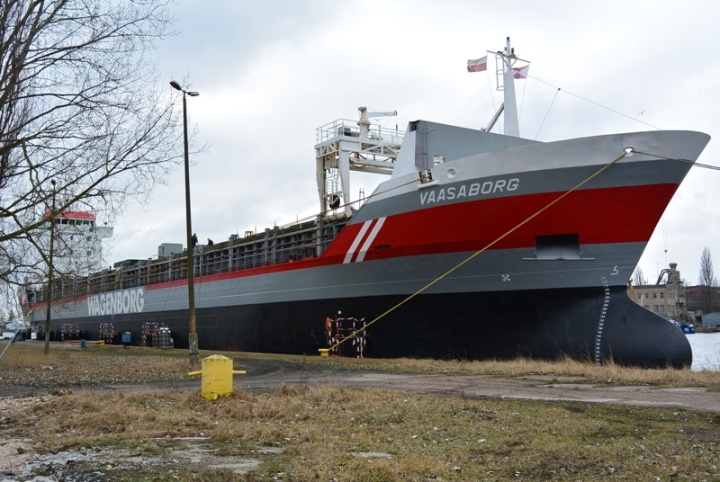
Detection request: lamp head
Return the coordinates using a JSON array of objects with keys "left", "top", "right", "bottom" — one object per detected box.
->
[{"left": 169, "top": 80, "right": 182, "bottom": 91}]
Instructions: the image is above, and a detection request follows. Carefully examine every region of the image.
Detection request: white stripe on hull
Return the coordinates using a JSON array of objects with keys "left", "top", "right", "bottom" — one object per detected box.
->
[{"left": 343, "top": 217, "right": 385, "bottom": 263}]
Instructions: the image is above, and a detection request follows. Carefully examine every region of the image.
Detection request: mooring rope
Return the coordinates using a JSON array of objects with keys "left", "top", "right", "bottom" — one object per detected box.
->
[{"left": 631, "top": 149, "right": 720, "bottom": 171}]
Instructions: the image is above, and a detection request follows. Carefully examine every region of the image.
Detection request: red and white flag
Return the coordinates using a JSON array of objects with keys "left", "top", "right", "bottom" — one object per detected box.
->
[
  {"left": 467, "top": 56, "right": 487, "bottom": 73},
  {"left": 512, "top": 64, "right": 530, "bottom": 79}
]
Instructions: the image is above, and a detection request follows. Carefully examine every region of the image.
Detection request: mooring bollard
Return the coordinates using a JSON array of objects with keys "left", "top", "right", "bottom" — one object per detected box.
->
[{"left": 188, "top": 355, "right": 246, "bottom": 400}]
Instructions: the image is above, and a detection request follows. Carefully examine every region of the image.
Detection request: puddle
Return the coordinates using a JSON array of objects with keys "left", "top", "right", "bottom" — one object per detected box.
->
[{"left": 4, "top": 437, "right": 286, "bottom": 481}]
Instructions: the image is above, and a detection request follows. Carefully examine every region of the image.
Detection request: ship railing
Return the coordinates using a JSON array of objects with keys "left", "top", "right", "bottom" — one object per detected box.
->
[
  {"left": 34, "top": 215, "right": 349, "bottom": 301},
  {"left": 194, "top": 242, "right": 319, "bottom": 276},
  {"left": 316, "top": 119, "right": 404, "bottom": 146}
]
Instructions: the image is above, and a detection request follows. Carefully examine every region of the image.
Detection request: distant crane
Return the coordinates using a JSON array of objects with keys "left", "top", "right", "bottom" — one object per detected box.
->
[
  {"left": 656, "top": 263, "right": 682, "bottom": 286},
  {"left": 656, "top": 268, "right": 671, "bottom": 285}
]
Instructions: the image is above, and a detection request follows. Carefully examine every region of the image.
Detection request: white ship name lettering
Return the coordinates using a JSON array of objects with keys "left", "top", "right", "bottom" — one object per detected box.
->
[
  {"left": 420, "top": 178, "right": 520, "bottom": 205},
  {"left": 88, "top": 288, "right": 145, "bottom": 316}
]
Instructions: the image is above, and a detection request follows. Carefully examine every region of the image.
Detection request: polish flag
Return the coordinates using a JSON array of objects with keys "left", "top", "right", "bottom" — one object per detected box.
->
[{"left": 467, "top": 56, "right": 487, "bottom": 73}]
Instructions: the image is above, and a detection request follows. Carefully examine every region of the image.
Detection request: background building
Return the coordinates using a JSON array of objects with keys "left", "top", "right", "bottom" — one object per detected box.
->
[
  {"left": 701, "top": 312, "right": 720, "bottom": 328},
  {"left": 630, "top": 263, "right": 691, "bottom": 322},
  {"left": 686, "top": 285, "right": 720, "bottom": 319}
]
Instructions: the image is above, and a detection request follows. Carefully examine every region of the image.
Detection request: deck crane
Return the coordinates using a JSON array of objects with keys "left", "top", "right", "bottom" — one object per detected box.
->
[{"left": 357, "top": 106, "right": 398, "bottom": 139}]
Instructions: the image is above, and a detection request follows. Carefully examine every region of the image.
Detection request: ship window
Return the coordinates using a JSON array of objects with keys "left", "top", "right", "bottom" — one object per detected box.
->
[{"left": 534, "top": 234, "right": 580, "bottom": 260}]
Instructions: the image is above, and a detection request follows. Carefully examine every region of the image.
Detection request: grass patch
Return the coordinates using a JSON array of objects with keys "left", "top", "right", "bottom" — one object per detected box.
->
[
  {"left": 1, "top": 341, "right": 719, "bottom": 480},
  {"left": 4, "top": 386, "right": 719, "bottom": 481}
]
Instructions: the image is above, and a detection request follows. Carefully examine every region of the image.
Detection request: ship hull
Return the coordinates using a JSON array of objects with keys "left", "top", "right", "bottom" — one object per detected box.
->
[{"left": 32, "top": 285, "right": 690, "bottom": 368}]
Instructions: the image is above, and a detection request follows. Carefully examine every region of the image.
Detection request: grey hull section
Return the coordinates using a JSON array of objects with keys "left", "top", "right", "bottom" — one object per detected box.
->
[
  {"left": 38, "top": 285, "right": 690, "bottom": 368},
  {"left": 39, "top": 241, "right": 645, "bottom": 319},
  {"left": 35, "top": 243, "right": 690, "bottom": 367}
]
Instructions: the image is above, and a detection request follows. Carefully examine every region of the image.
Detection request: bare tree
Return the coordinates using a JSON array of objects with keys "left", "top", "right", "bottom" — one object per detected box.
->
[
  {"left": 632, "top": 266, "right": 647, "bottom": 286},
  {"left": 699, "top": 247, "right": 718, "bottom": 314},
  {"left": 0, "top": 0, "right": 184, "bottom": 289}
]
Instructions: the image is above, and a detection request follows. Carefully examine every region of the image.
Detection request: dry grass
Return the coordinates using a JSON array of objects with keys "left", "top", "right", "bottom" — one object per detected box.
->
[
  {"left": 0, "top": 341, "right": 189, "bottom": 387},
  {"left": 2, "top": 340, "right": 720, "bottom": 389},
  {"left": 6, "top": 384, "right": 720, "bottom": 481},
  {"left": 243, "top": 351, "right": 720, "bottom": 389},
  {"left": 1, "top": 341, "right": 720, "bottom": 481},
  {"left": 377, "top": 355, "right": 720, "bottom": 388}
]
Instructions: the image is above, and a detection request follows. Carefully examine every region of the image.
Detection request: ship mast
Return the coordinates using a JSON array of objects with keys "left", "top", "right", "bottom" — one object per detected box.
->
[
  {"left": 499, "top": 37, "right": 520, "bottom": 137},
  {"left": 484, "top": 38, "right": 528, "bottom": 136}
]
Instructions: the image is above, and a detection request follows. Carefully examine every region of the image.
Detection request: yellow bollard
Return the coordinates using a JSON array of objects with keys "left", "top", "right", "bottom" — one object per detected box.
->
[
  {"left": 188, "top": 355, "right": 246, "bottom": 400},
  {"left": 318, "top": 348, "right": 330, "bottom": 357}
]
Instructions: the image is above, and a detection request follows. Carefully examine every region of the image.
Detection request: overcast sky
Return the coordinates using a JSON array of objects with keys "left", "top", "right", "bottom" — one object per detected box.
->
[{"left": 107, "top": 0, "right": 720, "bottom": 286}]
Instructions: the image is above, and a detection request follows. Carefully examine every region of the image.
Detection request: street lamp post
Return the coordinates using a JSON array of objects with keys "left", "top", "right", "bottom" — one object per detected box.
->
[
  {"left": 44, "top": 179, "right": 56, "bottom": 355},
  {"left": 170, "top": 80, "right": 200, "bottom": 366}
]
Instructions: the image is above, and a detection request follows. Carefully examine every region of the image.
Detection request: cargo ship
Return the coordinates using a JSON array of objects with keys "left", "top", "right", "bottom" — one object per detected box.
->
[{"left": 22, "top": 39, "right": 711, "bottom": 367}]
